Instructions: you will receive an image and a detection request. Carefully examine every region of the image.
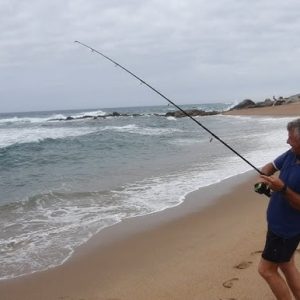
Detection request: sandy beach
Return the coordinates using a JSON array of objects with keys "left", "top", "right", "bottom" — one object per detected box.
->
[{"left": 1, "top": 103, "right": 300, "bottom": 300}]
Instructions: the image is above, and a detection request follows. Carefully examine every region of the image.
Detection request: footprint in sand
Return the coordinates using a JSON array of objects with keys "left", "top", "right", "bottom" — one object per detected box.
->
[
  {"left": 58, "top": 297, "right": 86, "bottom": 300},
  {"left": 234, "top": 261, "right": 252, "bottom": 269},
  {"left": 222, "top": 277, "right": 239, "bottom": 288},
  {"left": 251, "top": 250, "right": 263, "bottom": 255}
]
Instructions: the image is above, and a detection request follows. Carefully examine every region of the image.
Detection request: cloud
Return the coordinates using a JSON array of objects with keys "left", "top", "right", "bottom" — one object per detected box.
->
[{"left": 1, "top": 0, "right": 300, "bottom": 112}]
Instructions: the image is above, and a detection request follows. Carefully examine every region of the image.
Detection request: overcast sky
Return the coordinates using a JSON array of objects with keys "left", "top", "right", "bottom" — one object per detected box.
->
[{"left": 1, "top": 0, "right": 300, "bottom": 113}]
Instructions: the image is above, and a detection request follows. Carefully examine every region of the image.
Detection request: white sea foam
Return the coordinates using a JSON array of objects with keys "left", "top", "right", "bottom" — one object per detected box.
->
[
  {"left": 168, "top": 138, "right": 203, "bottom": 145},
  {"left": 166, "top": 116, "right": 177, "bottom": 121},
  {"left": 0, "top": 190, "right": 125, "bottom": 280},
  {"left": 0, "top": 127, "right": 97, "bottom": 148},
  {"left": 0, "top": 116, "right": 49, "bottom": 124},
  {"left": 0, "top": 113, "right": 77, "bottom": 125},
  {"left": 48, "top": 114, "right": 67, "bottom": 120},
  {"left": 101, "top": 124, "right": 182, "bottom": 135},
  {"left": 0, "top": 121, "right": 180, "bottom": 150},
  {"left": 71, "top": 110, "right": 106, "bottom": 118},
  {"left": 0, "top": 110, "right": 107, "bottom": 125}
]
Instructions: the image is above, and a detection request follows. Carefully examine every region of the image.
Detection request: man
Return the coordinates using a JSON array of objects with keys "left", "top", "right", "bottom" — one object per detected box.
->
[{"left": 258, "top": 118, "right": 300, "bottom": 300}]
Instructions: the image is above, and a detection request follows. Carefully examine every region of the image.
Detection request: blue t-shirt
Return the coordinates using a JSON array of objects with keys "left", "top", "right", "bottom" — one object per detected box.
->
[{"left": 267, "top": 149, "right": 300, "bottom": 238}]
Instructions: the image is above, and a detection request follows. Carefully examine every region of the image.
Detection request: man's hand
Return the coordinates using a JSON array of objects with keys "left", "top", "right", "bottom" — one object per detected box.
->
[{"left": 260, "top": 175, "right": 285, "bottom": 192}]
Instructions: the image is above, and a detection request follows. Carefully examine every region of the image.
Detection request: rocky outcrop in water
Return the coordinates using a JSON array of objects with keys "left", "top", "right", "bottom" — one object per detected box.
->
[
  {"left": 49, "top": 112, "right": 144, "bottom": 121},
  {"left": 165, "top": 109, "right": 219, "bottom": 118},
  {"left": 50, "top": 109, "right": 219, "bottom": 121}
]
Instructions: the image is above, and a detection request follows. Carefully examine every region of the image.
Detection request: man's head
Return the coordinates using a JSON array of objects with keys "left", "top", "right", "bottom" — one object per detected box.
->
[{"left": 287, "top": 118, "right": 300, "bottom": 154}]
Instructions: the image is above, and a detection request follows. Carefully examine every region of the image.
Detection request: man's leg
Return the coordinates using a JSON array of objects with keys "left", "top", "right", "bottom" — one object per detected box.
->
[
  {"left": 258, "top": 258, "right": 292, "bottom": 300},
  {"left": 279, "top": 256, "right": 300, "bottom": 300}
]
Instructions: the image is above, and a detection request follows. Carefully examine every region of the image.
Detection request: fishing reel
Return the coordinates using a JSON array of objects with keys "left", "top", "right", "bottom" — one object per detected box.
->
[{"left": 254, "top": 182, "right": 271, "bottom": 197}]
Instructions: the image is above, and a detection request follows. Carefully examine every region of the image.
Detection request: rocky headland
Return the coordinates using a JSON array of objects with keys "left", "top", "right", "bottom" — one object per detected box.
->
[{"left": 228, "top": 93, "right": 300, "bottom": 111}]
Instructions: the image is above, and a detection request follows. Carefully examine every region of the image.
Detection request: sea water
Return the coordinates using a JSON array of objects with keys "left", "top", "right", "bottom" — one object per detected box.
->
[{"left": 0, "top": 104, "right": 292, "bottom": 280}]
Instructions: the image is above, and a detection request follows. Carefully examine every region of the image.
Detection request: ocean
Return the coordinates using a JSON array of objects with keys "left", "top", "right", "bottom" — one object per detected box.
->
[{"left": 0, "top": 103, "right": 292, "bottom": 280}]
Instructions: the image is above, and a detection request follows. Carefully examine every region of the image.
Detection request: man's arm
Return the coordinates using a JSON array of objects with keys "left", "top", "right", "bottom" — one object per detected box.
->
[
  {"left": 283, "top": 187, "right": 300, "bottom": 210},
  {"left": 260, "top": 174, "right": 300, "bottom": 210},
  {"left": 260, "top": 162, "right": 277, "bottom": 176}
]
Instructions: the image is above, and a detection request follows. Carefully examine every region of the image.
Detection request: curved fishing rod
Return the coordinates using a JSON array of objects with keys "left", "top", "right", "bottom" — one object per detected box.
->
[{"left": 74, "top": 40, "right": 263, "bottom": 175}]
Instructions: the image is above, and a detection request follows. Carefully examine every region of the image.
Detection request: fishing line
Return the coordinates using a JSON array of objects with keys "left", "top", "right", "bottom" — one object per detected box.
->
[{"left": 74, "top": 40, "right": 263, "bottom": 175}]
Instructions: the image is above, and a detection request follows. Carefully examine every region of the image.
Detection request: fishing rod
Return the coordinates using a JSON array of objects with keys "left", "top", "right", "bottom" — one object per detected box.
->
[{"left": 74, "top": 40, "right": 263, "bottom": 176}]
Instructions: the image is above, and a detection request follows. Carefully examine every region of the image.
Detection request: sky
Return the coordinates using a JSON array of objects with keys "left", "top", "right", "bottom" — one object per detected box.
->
[{"left": 1, "top": 0, "right": 300, "bottom": 113}]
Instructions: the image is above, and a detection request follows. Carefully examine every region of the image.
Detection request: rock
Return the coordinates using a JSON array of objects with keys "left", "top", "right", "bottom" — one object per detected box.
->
[
  {"left": 262, "top": 98, "right": 274, "bottom": 106},
  {"left": 274, "top": 99, "right": 286, "bottom": 106},
  {"left": 285, "top": 94, "right": 300, "bottom": 104},
  {"left": 231, "top": 99, "right": 255, "bottom": 110},
  {"left": 254, "top": 99, "right": 274, "bottom": 107},
  {"left": 165, "top": 109, "right": 219, "bottom": 118}
]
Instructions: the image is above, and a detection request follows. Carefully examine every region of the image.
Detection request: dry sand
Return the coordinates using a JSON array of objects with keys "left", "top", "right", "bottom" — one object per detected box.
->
[{"left": 1, "top": 104, "right": 300, "bottom": 300}]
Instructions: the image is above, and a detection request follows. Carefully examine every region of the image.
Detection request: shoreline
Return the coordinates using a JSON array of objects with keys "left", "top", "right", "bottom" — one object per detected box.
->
[
  {"left": 1, "top": 171, "right": 255, "bottom": 280},
  {"left": 0, "top": 170, "right": 279, "bottom": 300},
  {"left": 0, "top": 170, "right": 257, "bottom": 282}
]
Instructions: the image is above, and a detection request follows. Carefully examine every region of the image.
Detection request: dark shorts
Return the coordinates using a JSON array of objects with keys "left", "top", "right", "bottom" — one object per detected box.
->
[{"left": 262, "top": 230, "right": 300, "bottom": 263}]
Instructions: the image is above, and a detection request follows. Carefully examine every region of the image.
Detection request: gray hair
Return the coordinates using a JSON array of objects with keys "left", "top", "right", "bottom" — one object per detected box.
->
[{"left": 287, "top": 118, "right": 300, "bottom": 137}]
